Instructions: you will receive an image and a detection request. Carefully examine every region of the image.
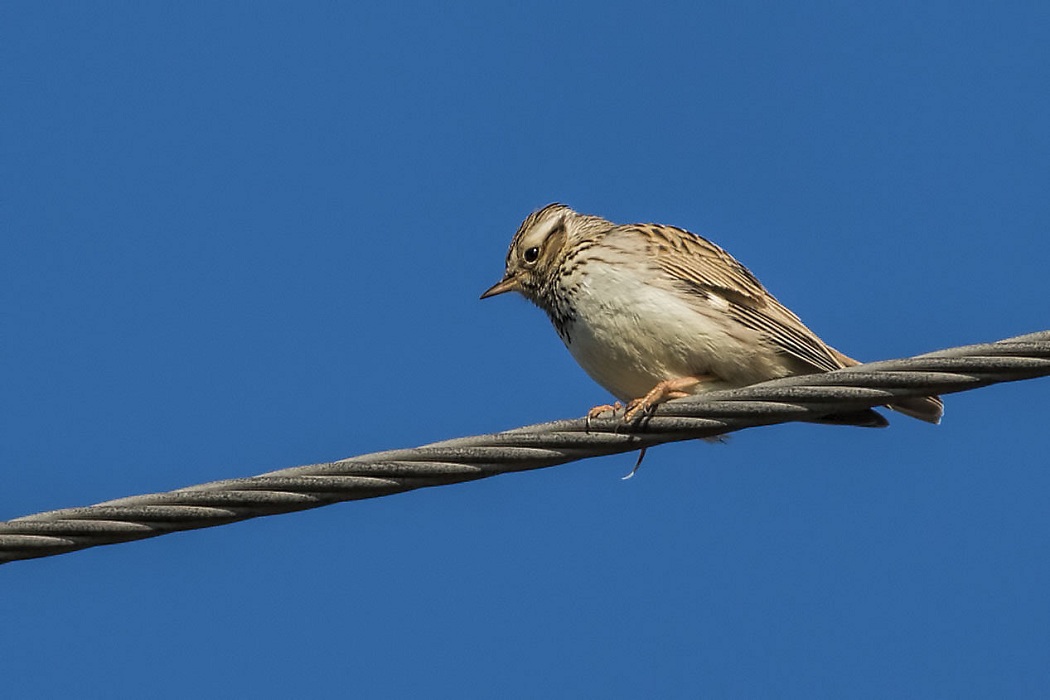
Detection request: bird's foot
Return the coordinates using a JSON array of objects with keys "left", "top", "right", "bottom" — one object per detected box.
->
[
  {"left": 585, "top": 402, "right": 623, "bottom": 431},
  {"left": 623, "top": 375, "right": 712, "bottom": 421},
  {"left": 587, "top": 402, "right": 623, "bottom": 420}
]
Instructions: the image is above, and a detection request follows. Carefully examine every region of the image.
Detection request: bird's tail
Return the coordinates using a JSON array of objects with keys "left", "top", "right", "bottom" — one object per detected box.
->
[
  {"left": 830, "top": 348, "right": 944, "bottom": 425},
  {"left": 884, "top": 395, "right": 944, "bottom": 424}
]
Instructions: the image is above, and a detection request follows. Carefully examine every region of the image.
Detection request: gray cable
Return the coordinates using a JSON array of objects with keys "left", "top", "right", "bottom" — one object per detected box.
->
[{"left": 2, "top": 331, "right": 1048, "bottom": 564}]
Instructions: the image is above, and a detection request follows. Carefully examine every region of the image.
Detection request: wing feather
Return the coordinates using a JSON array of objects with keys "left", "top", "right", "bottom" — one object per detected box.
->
[{"left": 634, "top": 224, "right": 844, "bottom": 373}]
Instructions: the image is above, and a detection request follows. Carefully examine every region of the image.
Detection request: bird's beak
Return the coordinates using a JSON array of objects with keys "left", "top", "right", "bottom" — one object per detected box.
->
[{"left": 480, "top": 275, "right": 521, "bottom": 299}]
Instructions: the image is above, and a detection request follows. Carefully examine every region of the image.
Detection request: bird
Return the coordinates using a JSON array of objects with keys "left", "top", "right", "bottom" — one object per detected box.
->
[{"left": 481, "top": 203, "right": 943, "bottom": 427}]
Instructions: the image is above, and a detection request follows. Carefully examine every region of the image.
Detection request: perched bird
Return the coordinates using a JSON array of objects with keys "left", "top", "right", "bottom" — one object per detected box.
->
[{"left": 481, "top": 203, "right": 942, "bottom": 426}]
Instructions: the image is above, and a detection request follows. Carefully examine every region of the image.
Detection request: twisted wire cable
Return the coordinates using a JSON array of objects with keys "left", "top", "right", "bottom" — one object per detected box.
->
[{"left": 2, "top": 331, "right": 1048, "bottom": 565}]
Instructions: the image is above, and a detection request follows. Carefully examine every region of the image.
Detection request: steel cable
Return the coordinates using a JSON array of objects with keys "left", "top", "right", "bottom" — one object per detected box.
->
[{"left": 2, "top": 330, "right": 1048, "bottom": 564}]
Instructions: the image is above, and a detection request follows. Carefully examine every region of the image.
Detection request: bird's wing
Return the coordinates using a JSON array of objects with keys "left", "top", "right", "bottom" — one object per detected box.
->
[{"left": 635, "top": 224, "right": 844, "bottom": 373}]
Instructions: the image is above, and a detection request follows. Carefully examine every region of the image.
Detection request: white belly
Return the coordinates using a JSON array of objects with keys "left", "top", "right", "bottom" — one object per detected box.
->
[{"left": 559, "top": 264, "right": 782, "bottom": 401}]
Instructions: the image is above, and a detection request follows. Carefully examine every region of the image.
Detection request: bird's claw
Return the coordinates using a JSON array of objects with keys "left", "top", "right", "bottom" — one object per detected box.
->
[
  {"left": 585, "top": 402, "right": 622, "bottom": 431},
  {"left": 623, "top": 398, "right": 653, "bottom": 422}
]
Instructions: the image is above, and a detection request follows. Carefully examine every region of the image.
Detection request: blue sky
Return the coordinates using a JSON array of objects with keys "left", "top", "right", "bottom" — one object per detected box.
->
[{"left": 3, "top": 2, "right": 1049, "bottom": 697}]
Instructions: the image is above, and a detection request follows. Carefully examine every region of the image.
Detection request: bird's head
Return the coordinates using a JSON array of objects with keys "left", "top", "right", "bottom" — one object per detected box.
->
[{"left": 481, "top": 203, "right": 594, "bottom": 304}]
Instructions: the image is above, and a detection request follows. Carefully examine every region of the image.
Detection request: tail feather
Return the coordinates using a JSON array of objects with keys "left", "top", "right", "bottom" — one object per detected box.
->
[
  {"left": 886, "top": 395, "right": 943, "bottom": 424},
  {"left": 813, "top": 408, "right": 889, "bottom": 428},
  {"left": 829, "top": 347, "right": 944, "bottom": 425}
]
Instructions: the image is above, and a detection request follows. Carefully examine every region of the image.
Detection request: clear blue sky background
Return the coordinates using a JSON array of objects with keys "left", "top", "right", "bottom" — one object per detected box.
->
[{"left": 3, "top": 3, "right": 1049, "bottom": 698}]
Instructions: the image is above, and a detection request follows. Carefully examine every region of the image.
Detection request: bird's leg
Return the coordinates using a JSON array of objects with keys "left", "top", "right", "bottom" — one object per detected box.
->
[{"left": 624, "top": 375, "right": 712, "bottom": 421}]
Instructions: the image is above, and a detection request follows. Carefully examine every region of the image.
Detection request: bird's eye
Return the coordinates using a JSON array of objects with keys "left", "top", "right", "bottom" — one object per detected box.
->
[{"left": 523, "top": 247, "right": 540, "bottom": 264}]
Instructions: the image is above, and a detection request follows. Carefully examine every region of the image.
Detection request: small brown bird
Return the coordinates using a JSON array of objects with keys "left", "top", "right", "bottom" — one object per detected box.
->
[{"left": 482, "top": 204, "right": 942, "bottom": 426}]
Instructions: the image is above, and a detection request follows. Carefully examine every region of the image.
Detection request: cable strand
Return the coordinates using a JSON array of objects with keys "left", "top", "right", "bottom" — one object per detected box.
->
[{"left": 2, "top": 331, "right": 1048, "bottom": 564}]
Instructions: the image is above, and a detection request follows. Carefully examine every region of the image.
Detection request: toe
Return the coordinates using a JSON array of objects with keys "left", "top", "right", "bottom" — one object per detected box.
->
[{"left": 587, "top": 402, "right": 622, "bottom": 420}]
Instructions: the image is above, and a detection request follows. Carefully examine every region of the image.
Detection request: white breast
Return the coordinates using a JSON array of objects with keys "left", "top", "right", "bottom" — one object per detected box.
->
[{"left": 559, "top": 262, "right": 780, "bottom": 401}]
